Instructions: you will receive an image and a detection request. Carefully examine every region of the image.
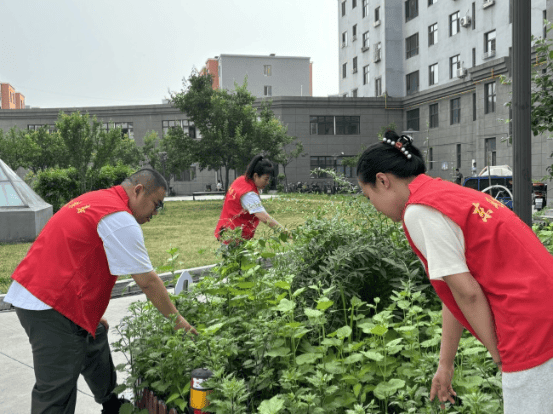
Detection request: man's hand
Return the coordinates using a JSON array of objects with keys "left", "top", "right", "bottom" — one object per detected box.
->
[
  {"left": 176, "top": 315, "right": 198, "bottom": 335},
  {"left": 430, "top": 363, "right": 457, "bottom": 408},
  {"left": 100, "top": 317, "right": 109, "bottom": 330}
]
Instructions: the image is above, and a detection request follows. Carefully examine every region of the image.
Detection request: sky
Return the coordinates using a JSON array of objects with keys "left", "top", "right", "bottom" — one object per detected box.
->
[{"left": 0, "top": 0, "right": 339, "bottom": 108}]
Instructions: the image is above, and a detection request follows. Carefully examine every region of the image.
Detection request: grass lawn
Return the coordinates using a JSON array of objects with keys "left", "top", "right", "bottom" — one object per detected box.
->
[{"left": 0, "top": 194, "right": 340, "bottom": 294}]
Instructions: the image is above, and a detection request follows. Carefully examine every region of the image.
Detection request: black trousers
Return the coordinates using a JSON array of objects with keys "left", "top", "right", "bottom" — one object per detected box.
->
[{"left": 15, "top": 308, "right": 117, "bottom": 414}]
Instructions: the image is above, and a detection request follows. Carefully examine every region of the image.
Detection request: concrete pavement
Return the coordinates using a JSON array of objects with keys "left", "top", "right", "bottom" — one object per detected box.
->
[{"left": 0, "top": 292, "right": 149, "bottom": 414}]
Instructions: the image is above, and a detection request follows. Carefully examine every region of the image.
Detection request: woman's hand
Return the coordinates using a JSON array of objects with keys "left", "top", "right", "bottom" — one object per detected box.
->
[
  {"left": 430, "top": 363, "right": 457, "bottom": 408},
  {"left": 175, "top": 315, "right": 198, "bottom": 335}
]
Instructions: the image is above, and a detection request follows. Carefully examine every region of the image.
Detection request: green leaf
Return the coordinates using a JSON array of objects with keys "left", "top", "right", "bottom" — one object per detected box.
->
[
  {"left": 335, "top": 325, "right": 352, "bottom": 340},
  {"left": 316, "top": 297, "right": 334, "bottom": 311},
  {"left": 236, "top": 282, "right": 255, "bottom": 289},
  {"left": 258, "top": 395, "right": 285, "bottom": 414},
  {"left": 353, "top": 383, "right": 362, "bottom": 398},
  {"left": 266, "top": 347, "right": 291, "bottom": 357},
  {"left": 118, "top": 403, "right": 134, "bottom": 414},
  {"left": 112, "top": 383, "right": 127, "bottom": 395},
  {"left": 175, "top": 398, "right": 186, "bottom": 411},
  {"left": 321, "top": 338, "right": 342, "bottom": 347},
  {"left": 274, "top": 281, "right": 291, "bottom": 290},
  {"left": 275, "top": 298, "right": 295, "bottom": 312},
  {"left": 204, "top": 322, "right": 225, "bottom": 334},
  {"left": 296, "top": 353, "right": 322, "bottom": 365},
  {"left": 292, "top": 287, "right": 306, "bottom": 297},
  {"left": 304, "top": 308, "right": 324, "bottom": 318},
  {"left": 361, "top": 350, "right": 384, "bottom": 361},
  {"left": 461, "top": 346, "right": 486, "bottom": 355},
  {"left": 370, "top": 325, "right": 388, "bottom": 336},
  {"left": 373, "top": 378, "right": 405, "bottom": 400},
  {"left": 343, "top": 353, "right": 363, "bottom": 364},
  {"left": 261, "top": 252, "right": 276, "bottom": 258},
  {"left": 455, "top": 375, "right": 484, "bottom": 390},
  {"left": 166, "top": 393, "right": 180, "bottom": 404}
]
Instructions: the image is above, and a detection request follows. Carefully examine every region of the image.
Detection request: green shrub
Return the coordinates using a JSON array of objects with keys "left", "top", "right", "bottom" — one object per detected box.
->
[{"left": 33, "top": 167, "right": 80, "bottom": 211}]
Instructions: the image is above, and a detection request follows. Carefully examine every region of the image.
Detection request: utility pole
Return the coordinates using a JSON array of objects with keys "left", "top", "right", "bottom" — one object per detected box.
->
[{"left": 512, "top": 0, "right": 532, "bottom": 226}]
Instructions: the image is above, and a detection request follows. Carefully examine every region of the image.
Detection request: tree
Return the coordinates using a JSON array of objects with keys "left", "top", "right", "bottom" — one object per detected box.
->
[
  {"left": 24, "top": 126, "right": 68, "bottom": 173},
  {"left": 272, "top": 141, "right": 304, "bottom": 190},
  {"left": 170, "top": 71, "right": 296, "bottom": 189},
  {"left": 0, "top": 127, "right": 29, "bottom": 171},
  {"left": 141, "top": 131, "right": 162, "bottom": 171}
]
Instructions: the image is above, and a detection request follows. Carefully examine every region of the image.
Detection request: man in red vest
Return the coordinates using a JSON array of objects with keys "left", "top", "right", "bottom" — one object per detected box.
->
[{"left": 5, "top": 168, "right": 197, "bottom": 414}]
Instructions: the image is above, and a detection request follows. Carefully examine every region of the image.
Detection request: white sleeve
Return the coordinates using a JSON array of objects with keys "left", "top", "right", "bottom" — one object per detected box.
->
[
  {"left": 404, "top": 204, "right": 469, "bottom": 280},
  {"left": 97, "top": 212, "right": 154, "bottom": 276},
  {"left": 240, "top": 192, "right": 266, "bottom": 214}
]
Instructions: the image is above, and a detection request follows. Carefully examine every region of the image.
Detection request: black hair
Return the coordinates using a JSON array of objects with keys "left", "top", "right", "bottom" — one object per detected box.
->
[
  {"left": 122, "top": 168, "right": 168, "bottom": 194},
  {"left": 357, "top": 130, "right": 426, "bottom": 185},
  {"left": 244, "top": 154, "right": 274, "bottom": 180}
]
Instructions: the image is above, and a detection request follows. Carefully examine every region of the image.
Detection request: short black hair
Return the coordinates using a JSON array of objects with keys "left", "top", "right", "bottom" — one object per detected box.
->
[
  {"left": 357, "top": 130, "right": 426, "bottom": 185},
  {"left": 245, "top": 154, "right": 274, "bottom": 180},
  {"left": 122, "top": 168, "right": 168, "bottom": 194}
]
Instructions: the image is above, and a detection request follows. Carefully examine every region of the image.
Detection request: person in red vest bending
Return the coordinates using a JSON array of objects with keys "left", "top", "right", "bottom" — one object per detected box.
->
[
  {"left": 5, "top": 168, "right": 198, "bottom": 414},
  {"left": 215, "top": 154, "right": 287, "bottom": 244},
  {"left": 356, "top": 130, "right": 552, "bottom": 414}
]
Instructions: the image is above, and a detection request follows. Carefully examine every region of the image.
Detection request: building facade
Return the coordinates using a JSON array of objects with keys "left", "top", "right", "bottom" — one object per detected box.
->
[
  {"left": 338, "top": 0, "right": 552, "bottom": 187},
  {"left": 204, "top": 54, "right": 313, "bottom": 98}
]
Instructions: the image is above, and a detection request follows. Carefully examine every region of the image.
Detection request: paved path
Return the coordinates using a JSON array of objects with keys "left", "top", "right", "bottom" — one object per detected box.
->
[
  {"left": 0, "top": 292, "right": 149, "bottom": 414},
  {"left": 164, "top": 193, "right": 279, "bottom": 202}
]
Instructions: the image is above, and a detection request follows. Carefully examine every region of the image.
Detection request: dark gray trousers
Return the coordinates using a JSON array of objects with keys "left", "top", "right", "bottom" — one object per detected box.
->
[{"left": 15, "top": 308, "right": 117, "bottom": 414}]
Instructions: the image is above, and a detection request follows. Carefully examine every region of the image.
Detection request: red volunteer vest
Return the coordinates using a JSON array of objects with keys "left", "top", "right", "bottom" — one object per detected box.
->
[
  {"left": 402, "top": 175, "right": 553, "bottom": 372},
  {"left": 214, "top": 176, "right": 260, "bottom": 241},
  {"left": 12, "top": 186, "right": 133, "bottom": 337}
]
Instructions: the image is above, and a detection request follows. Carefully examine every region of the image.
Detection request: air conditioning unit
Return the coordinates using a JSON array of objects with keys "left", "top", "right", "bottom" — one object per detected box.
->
[
  {"left": 457, "top": 67, "right": 467, "bottom": 78},
  {"left": 373, "top": 50, "right": 381, "bottom": 62},
  {"left": 483, "top": 50, "right": 496, "bottom": 59},
  {"left": 460, "top": 16, "right": 471, "bottom": 27},
  {"left": 361, "top": 46, "right": 369, "bottom": 52},
  {"left": 373, "top": 20, "right": 381, "bottom": 27},
  {"left": 483, "top": 0, "right": 495, "bottom": 9}
]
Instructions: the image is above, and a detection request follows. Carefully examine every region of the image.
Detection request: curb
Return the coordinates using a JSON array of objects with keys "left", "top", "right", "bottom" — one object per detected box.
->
[{"left": 0, "top": 264, "right": 216, "bottom": 312}]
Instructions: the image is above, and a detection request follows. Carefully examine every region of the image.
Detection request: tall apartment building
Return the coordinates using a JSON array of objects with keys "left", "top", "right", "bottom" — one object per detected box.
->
[
  {"left": 338, "top": 0, "right": 552, "bottom": 184},
  {"left": 204, "top": 54, "right": 313, "bottom": 98},
  {"left": 0, "top": 84, "right": 25, "bottom": 109}
]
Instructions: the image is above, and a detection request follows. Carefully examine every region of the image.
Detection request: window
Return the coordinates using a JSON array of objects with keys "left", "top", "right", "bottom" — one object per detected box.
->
[
  {"left": 264, "top": 86, "right": 272, "bottom": 96},
  {"left": 450, "top": 12, "right": 460, "bottom": 36},
  {"left": 450, "top": 55, "right": 460, "bottom": 79},
  {"left": 485, "top": 81, "right": 496, "bottom": 113},
  {"left": 375, "top": 77, "right": 382, "bottom": 96},
  {"left": 342, "top": 31, "right": 348, "bottom": 47},
  {"left": 473, "top": 93, "right": 477, "bottom": 121},
  {"left": 352, "top": 0, "right": 357, "bottom": 8},
  {"left": 429, "top": 103, "right": 439, "bottom": 128},
  {"left": 264, "top": 65, "right": 272, "bottom": 76},
  {"left": 375, "top": 6, "right": 380, "bottom": 22},
  {"left": 343, "top": 93, "right": 349, "bottom": 97},
  {"left": 28, "top": 124, "right": 56, "bottom": 134},
  {"left": 353, "top": 24, "right": 357, "bottom": 39},
  {"left": 374, "top": 42, "right": 382, "bottom": 61},
  {"left": 310, "top": 156, "right": 355, "bottom": 178},
  {"left": 429, "top": 147, "right": 433, "bottom": 170},
  {"left": 363, "top": 31, "right": 370, "bottom": 48},
  {"left": 162, "top": 120, "right": 195, "bottom": 139},
  {"left": 472, "top": 48, "right": 476, "bottom": 67},
  {"left": 472, "top": 2, "right": 476, "bottom": 29},
  {"left": 362, "top": 0, "right": 369, "bottom": 17},
  {"left": 310, "top": 116, "right": 359, "bottom": 135},
  {"left": 181, "top": 166, "right": 196, "bottom": 182},
  {"left": 406, "top": 71, "right": 419, "bottom": 95},
  {"left": 336, "top": 116, "right": 360, "bottom": 134},
  {"left": 428, "top": 23, "right": 438, "bottom": 46},
  {"left": 484, "top": 30, "right": 496, "bottom": 53},
  {"left": 428, "top": 0, "right": 437, "bottom": 5},
  {"left": 406, "top": 33, "right": 419, "bottom": 59},
  {"left": 342, "top": 63, "right": 347, "bottom": 78},
  {"left": 342, "top": 1, "right": 346, "bottom": 16},
  {"left": 405, "top": 0, "right": 418, "bottom": 21},
  {"left": 407, "top": 108, "right": 420, "bottom": 131},
  {"left": 113, "top": 122, "right": 134, "bottom": 139},
  {"left": 310, "top": 116, "right": 334, "bottom": 135},
  {"left": 352, "top": 88, "right": 358, "bottom": 97},
  {"left": 429, "top": 63, "right": 438, "bottom": 85},
  {"left": 353, "top": 57, "right": 358, "bottom": 73},
  {"left": 363, "top": 65, "right": 370, "bottom": 84},
  {"left": 450, "top": 98, "right": 461, "bottom": 124},
  {"left": 456, "top": 144, "right": 462, "bottom": 169},
  {"left": 485, "top": 138, "right": 496, "bottom": 166}
]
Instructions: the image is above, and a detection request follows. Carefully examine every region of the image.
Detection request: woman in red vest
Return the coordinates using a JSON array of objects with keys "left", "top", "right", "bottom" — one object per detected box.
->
[
  {"left": 356, "top": 130, "right": 552, "bottom": 413},
  {"left": 215, "top": 154, "right": 286, "bottom": 243}
]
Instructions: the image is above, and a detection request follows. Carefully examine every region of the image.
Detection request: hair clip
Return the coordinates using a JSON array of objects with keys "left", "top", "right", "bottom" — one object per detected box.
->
[{"left": 382, "top": 134, "right": 413, "bottom": 159}]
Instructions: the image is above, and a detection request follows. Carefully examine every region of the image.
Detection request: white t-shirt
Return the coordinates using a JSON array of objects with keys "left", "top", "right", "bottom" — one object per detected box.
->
[
  {"left": 241, "top": 192, "right": 266, "bottom": 214},
  {"left": 4, "top": 211, "right": 153, "bottom": 310},
  {"left": 403, "top": 204, "right": 469, "bottom": 280}
]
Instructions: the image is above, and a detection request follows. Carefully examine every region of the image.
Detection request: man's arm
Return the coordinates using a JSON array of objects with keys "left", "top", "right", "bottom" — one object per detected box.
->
[
  {"left": 132, "top": 270, "right": 197, "bottom": 334},
  {"left": 443, "top": 272, "right": 500, "bottom": 364}
]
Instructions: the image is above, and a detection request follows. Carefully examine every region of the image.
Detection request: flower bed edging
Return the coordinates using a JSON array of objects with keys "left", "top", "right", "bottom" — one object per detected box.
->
[{"left": 136, "top": 387, "right": 180, "bottom": 414}]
